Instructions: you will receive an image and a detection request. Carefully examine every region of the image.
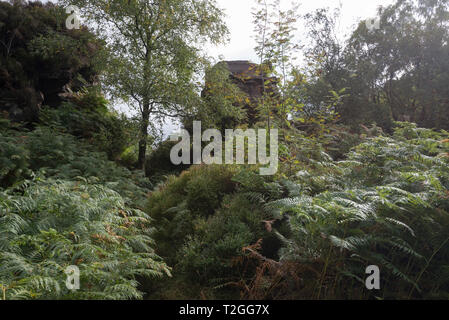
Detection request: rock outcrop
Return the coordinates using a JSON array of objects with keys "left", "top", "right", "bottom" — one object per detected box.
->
[
  {"left": 0, "top": 1, "right": 101, "bottom": 123},
  {"left": 209, "top": 60, "right": 278, "bottom": 124}
]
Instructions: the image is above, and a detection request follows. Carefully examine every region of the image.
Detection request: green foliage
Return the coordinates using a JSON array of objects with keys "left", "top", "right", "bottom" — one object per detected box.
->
[
  {"left": 70, "top": 87, "right": 109, "bottom": 114},
  {"left": 243, "top": 122, "right": 449, "bottom": 299},
  {"left": 303, "top": 0, "right": 449, "bottom": 131},
  {"left": 0, "top": 178, "right": 170, "bottom": 300},
  {"left": 145, "top": 139, "right": 189, "bottom": 179},
  {"left": 178, "top": 193, "right": 266, "bottom": 288},
  {"left": 2, "top": 0, "right": 449, "bottom": 302},
  {"left": 144, "top": 165, "right": 241, "bottom": 299},
  {"left": 184, "top": 62, "right": 248, "bottom": 133},
  {"left": 1, "top": 124, "right": 151, "bottom": 209},
  {"left": 0, "top": 1, "right": 104, "bottom": 121},
  {"left": 40, "top": 101, "right": 137, "bottom": 161},
  {"left": 1, "top": 93, "right": 164, "bottom": 301},
  {"left": 251, "top": 0, "right": 341, "bottom": 135},
  {"left": 0, "top": 133, "right": 30, "bottom": 188},
  {"left": 144, "top": 165, "right": 286, "bottom": 299},
  {"left": 144, "top": 121, "right": 449, "bottom": 300},
  {"left": 62, "top": 0, "right": 229, "bottom": 169},
  {"left": 146, "top": 165, "right": 238, "bottom": 263},
  {"left": 322, "top": 124, "right": 377, "bottom": 160}
]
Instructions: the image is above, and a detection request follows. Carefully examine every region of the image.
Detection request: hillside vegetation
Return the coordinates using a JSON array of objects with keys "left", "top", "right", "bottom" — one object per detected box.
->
[{"left": 1, "top": 0, "right": 449, "bottom": 300}]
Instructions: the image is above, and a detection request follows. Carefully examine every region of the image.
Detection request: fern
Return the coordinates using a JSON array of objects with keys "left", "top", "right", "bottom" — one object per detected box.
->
[
  {"left": 0, "top": 178, "right": 170, "bottom": 300},
  {"left": 255, "top": 123, "right": 449, "bottom": 299}
]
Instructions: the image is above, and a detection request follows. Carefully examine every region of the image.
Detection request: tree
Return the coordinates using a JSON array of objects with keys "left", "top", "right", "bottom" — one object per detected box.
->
[
  {"left": 61, "top": 0, "right": 229, "bottom": 170},
  {"left": 303, "top": 0, "right": 449, "bottom": 131},
  {"left": 185, "top": 61, "right": 248, "bottom": 134},
  {"left": 262, "top": 0, "right": 300, "bottom": 125},
  {"left": 252, "top": 0, "right": 340, "bottom": 137},
  {"left": 252, "top": 0, "right": 270, "bottom": 128},
  {"left": 252, "top": 0, "right": 299, "bottom": 128},
  {"left": 345, "top": 0, "right": 449, "bottom": 129},
  {"left": 300, "top": 7, "right": 355, "bottom": 129}
]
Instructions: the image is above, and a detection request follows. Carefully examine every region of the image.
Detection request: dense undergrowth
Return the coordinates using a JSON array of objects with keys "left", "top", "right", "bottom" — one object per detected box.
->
[
  {"left": 1, "top": 110, "right": 169, "bottom": 299},
  {"left": 0, "top": 179, "right": 169, "bottom": 299},
  {"left": 2, "top": 0, "right": 449, "bottom": 301},
  {"left": 3, "top": 116, "right": 449, "bottom": 300},
  {"left": 143, "top": 122, "right": 449, "bottom": 300},
  {"left": 0, "top": 1, "right": 167, "bottom": 300}
]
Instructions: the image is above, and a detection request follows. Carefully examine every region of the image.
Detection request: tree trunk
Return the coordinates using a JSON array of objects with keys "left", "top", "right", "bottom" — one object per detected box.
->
[{"left": 137, "top": 104, "right": 150, "bottom": 171}]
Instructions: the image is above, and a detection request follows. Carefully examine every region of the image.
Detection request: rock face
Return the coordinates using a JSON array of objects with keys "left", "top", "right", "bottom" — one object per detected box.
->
[
  {"left": 219, "top": 60, "right": 278, "bottom": 123},
  {"left": 0, "top": 2, "right": 101, "bottom": 123}
]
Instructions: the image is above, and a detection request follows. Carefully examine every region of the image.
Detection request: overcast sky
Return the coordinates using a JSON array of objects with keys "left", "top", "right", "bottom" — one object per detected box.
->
[
  {"left": 50, "top": 0, "right": 397, "bottom": 62},
  {"left": 207, "top": 0, "right": 396, "bottom": 62}
]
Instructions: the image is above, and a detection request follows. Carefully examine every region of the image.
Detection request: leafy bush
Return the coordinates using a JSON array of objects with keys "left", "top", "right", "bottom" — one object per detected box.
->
[
  {"left": 145, "top": 139, "right": 190, "bottom": 179},
  {"left": 1, "top": 105, "right": 165, "bottom": 301},
  {"left": 0, "top": 178, "right": 170, "bottom": 300},
  {"left": 145, "top": 166, "right": 287, "bottom": 299},
  {"left": 0, "top": 133, "right": 30, "bottom": 188},
  {"left": 242, "top": 122, "right": 449, "bottom": 299},
  {"left": 178, "top": 192, "right": 269, "bottom": 286},
  {"left": 0, "top": 1, "right": 104, "bottom": 121},
  {"left": 145, "top": 122, "right": 449, "bottom": 300},
  {"left": 146, "top": 165, "right": 238, "bottom": 263},
  {"left": 40, "top": 102, "right": 136, "bottom": 161},
  {"left": 1, "top": 125, "right": 150, "bottom": 209}
]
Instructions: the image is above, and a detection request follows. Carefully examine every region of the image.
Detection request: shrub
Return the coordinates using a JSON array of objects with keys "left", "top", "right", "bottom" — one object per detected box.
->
[
  {"left": 242, "top": 122, "right": 449, "bottom": 299},
  {"left": 145, "top": 139, "right": 189, "bottom": 179},
  {"left": 146, "top": 165, "right": 238, "bottom": 263},
  {"left": 1, "top": 125, "right": 151, "bottom": 209},
  {"left": 0, "top": 131, "right": 30, "bottom": 188},
  {"left": 40, "top": 102, "right": 136, "bottom": 161},
  {"left": 0, "top": 178, "right": 170, "bottom": 300},
  {"left": 178, "top": 193, "right": 268, "bottom": 286},
  {"left": 145, "top": 165, "right": 285, "bottom": 299}
]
